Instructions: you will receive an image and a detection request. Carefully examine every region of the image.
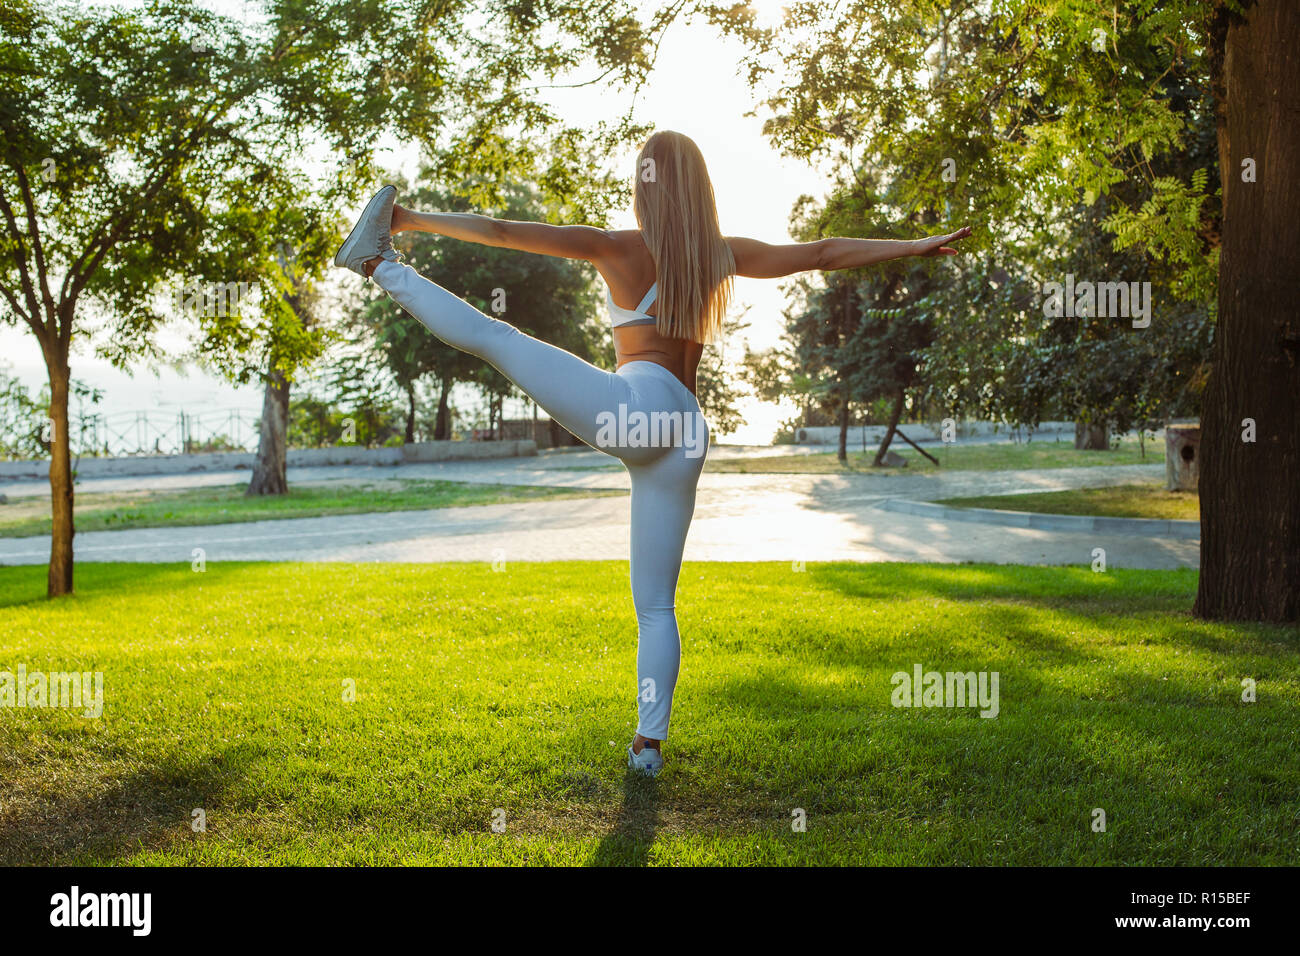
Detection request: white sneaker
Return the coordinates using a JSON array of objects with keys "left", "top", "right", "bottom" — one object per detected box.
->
[
  {"left": 627, "top": 743, "right": 664, "bottom": 777},
  {"left": 334, "top": 185, "right": 402, "bottom": 277}
]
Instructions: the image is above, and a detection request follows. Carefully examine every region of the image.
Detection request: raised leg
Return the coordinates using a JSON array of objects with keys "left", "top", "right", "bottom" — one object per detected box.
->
[{"left": 373, "top": 259, "right": 629, "bottom": 454}]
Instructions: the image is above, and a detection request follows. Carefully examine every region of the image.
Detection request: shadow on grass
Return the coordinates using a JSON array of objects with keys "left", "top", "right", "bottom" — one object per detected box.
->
[
  {"left": 801, "top": 562, "right": 1293, "bottom": 658},
  {"left": 0, "top": 742, "right": 262, "bottom": 865},
  {"left": 0, "top": 564, "right": 54, "bottom": 609},
  {"left": 587, "top": 770, "right": 660, "bottom": 866},
  {"left": 0, "top": 562, "right": 320, "bottom": 612},
  {"left": 806, "top": 561, "right": 1196, "bottom": 606}
]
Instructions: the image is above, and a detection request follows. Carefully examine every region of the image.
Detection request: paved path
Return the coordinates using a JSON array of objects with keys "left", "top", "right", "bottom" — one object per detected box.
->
[
  {"left": 0, "top": 450, "right": 1194, "bottom": 569},
  {"left": 0, "top": 444, "right": 814, "bottom": 499}
]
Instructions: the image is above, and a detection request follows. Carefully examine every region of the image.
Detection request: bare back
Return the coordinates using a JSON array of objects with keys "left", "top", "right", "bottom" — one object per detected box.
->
[{"left": 596, "top": 230, "right": 706, "bottom": 394}]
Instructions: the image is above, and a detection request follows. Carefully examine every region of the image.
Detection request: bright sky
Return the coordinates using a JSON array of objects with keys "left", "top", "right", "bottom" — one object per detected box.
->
[{"left": 1, "top": 0, "right": 829, "bottom": 445}]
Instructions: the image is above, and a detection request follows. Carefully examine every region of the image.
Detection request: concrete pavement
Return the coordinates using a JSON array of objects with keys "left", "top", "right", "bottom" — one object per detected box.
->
[{"left": 0, "top": 449, "right": 1194, "bottom": 569}]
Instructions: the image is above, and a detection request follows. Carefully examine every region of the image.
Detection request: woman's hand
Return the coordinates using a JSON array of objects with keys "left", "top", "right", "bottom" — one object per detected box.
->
[{"left": 912, "top": 226, "right": 973, "bottom": 257}]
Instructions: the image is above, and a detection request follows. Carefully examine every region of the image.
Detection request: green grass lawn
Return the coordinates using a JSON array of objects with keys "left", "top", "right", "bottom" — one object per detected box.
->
[
  {"left": 937, "top": 483, "right": 1200, "bottom": 521},
  {"left": 712, "top": 437, "right": 1163, "bottom": 474},
  {"left": 0, "top": 479, "right": 623, "bottom": 538},
  {"left": 2, "top": 561, "right": 1295, "bottom": 866}
]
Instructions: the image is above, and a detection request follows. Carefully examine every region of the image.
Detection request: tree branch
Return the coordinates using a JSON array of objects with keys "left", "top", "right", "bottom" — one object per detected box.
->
[
  {"left": 12, "top": 159, "right": 56, "bottom": 320},
  {"left": 0, "top": 278, "right": 48, "bottom": 347},
  {"left": 0, "top": 183, "right": 47, "bottom": 333}
]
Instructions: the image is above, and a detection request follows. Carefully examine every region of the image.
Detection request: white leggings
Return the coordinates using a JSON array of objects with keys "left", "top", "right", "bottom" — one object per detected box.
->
[{"left": 373, "top": 260, "right": 709, "bottom": 741}]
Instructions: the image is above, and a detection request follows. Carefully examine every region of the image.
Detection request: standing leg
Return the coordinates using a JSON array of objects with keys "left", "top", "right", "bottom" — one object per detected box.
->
[{"left": 626, "top": 427, "right": 709, "bottom": 745}]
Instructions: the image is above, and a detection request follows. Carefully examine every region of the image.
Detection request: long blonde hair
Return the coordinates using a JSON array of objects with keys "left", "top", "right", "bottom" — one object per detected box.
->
[{"left": 633, "top": 131, "right": 735, "bottom": 343}]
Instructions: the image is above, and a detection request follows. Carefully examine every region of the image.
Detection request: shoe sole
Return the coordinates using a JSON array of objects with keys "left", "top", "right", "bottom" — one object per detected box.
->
[{"left": 333, "top": 185, "right": 397, "bottom": 269}]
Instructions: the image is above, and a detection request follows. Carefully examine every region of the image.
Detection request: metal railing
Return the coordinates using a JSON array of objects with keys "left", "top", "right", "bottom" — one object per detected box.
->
[{"left": 67, "top": 407, "right": 262, "bottom": 457}]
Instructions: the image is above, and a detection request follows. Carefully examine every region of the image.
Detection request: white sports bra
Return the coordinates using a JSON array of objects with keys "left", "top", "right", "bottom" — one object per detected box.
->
[{"left": 606, "top": 282, "right": 658, "bottom": 328}]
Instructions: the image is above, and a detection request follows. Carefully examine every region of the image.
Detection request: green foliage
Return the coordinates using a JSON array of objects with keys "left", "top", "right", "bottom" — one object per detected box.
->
[
  {"left": 695, "top": 310, "right": 750, "bottom": 436},
  {"left": 315, "top": 353, "right": 406, "bottom": 448},
  {"left": 718, "top": 0, "right": 1221, "bottom": 435},
  {"left": 287, "top": 393, "right": 346, "bottom": 448},
  {"left": 0, "top": 362, "right": 43, "bottom": 460},
  {"left": 775, "top": 170, "right": 947, "bottom": 436}
]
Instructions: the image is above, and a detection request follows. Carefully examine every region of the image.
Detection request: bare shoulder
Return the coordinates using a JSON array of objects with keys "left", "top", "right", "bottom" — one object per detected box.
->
[
  {"left": 599, "top": 229, "right": 653, "bottom": 279},
  {"left": 606, "top": 228, "right": 647, "bottom": 250}
]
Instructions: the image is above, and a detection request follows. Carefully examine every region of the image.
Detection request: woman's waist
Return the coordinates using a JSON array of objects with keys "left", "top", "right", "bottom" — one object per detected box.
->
[
  {"left": 616, "top": 360, "right": 703, "bottom": 411},
  {"left": 616, "top": 355, "right": 692, "bottom": 389}
]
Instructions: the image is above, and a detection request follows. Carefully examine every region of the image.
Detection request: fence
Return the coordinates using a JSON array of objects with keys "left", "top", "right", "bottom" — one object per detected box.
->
[
  {"left": 66, "top": 407, "right": 262, "bottom": 457},
  {"left": 18, "top": 403, "right": 573, "bottom": 459}
]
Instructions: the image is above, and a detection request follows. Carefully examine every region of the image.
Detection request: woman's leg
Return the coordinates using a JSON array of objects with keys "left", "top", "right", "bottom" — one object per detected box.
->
[
  {"left": 626, "top": 425, "right": 709, "bottom": 744},
  {"left": 375, "top": 258, "right": 710, "bottom": 755},
  {"left": 372, "top": 259, "right": 632, "bottom": 454}
]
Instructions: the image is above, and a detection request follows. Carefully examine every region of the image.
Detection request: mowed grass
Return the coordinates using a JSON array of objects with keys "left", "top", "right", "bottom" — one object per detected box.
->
[
  {"left": 1, "top": 561, "right": 1296, "bottom": 866},
  {"left": 937, "top": 483, "right": 1200, "bottom": 521},
  {"left": 711, "top": 437, "right": 1162, "bottom": 474},
  {"left": 0, "top": 479, "right": 623, "bottom": 538}
]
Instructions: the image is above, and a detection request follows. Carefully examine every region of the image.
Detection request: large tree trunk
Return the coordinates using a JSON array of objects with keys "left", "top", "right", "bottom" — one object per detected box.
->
[
  {"left": 46, "top": 352, "right": 74, "bottom": 597},
  {"left": 1074, "top": 421, "right": 1109, "bottom": 450},
  {"left": 872, "top": 387, "right": 906, "bottom": 467},
  {"left": 404, "top": 383, "right": 417, "bottom": 444},
  {"left": 434, "top": 378, "right": 451, "bottom": 440},
  {"left": 1196, "top": 0, "right": 1300, "bottom": 622},
  {"left": 836, "top": 395, "right": 849, "bottom": 463},
  {"left": 246, "top": 368, "right": 289, "bottom": 496}
]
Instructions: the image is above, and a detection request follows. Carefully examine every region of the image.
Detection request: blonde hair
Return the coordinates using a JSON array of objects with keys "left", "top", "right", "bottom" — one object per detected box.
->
[{"left": 633, "top": 130, "right": 735, "bottom": 343}]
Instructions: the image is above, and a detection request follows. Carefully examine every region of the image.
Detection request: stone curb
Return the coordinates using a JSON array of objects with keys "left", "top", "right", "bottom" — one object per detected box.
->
[{"left": 0, "top": 440, "right": 538, "bottom": 480}]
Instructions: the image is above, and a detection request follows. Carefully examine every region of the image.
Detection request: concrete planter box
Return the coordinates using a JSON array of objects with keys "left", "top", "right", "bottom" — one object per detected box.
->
[
  {"left": 402, "top": 440, "right": 537, "bottom": 462},
  {"left": 288, "top": 447, "right": 402, "bottom": 467},
  {"left": 794, "top": 421, "right": 1078, "bottom": 445}
]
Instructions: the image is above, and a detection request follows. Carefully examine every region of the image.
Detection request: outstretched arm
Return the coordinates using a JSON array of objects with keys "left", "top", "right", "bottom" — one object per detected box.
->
[
  {"left": 728, "top": 227, "right": 972, "bottom": 278},
  {"left": 391, "top": 205, "right": 618, "bottom": 263}
]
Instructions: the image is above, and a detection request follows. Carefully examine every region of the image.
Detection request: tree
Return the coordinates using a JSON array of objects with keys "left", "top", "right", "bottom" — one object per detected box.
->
[
  {"left": 854, "top": 298, "right": 935, "bottom": 466},
  {"left": 721, "top": 0, "right": 1295, "bottom": 620},
  {"left": 1, "top": 0, "right": 659, "bottom": 596},
  {"left": 245, "top": 245, "right": 328, "bottom": 495},
  {"left": 1195, "top": 1, "right": 1299, "bottom": 621},
  {"left": 775, "top": 166, "right": 946, "bottom": 463},
  {"left": 322, "top": 352, "right": 404, "bottom": 448},
  {"left": 740, "top": 338, "right": 827, "bottom": 442},
  {"left": 0, "top": 0, "right": 393, "bottom": 595}
]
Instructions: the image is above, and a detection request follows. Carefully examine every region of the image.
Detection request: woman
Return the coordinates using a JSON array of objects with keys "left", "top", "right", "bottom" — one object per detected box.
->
[{"left": 335, "top": 130, "right": 971, "bottom": 775}]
